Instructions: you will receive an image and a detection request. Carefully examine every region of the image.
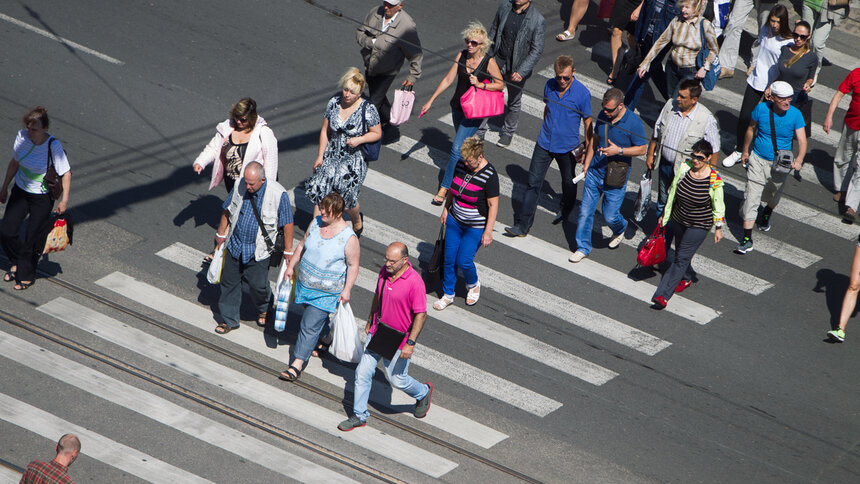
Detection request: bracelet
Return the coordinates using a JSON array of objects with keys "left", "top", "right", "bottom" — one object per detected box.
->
[
  {"left": 215, "top": 233, "right": 227, "bottom": 239},
  {"left": 284, "top": 251, "right": 294, "bottom": 255}
]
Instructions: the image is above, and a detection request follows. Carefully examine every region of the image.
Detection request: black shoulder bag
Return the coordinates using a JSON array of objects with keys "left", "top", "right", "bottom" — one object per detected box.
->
[
  {"left": 44, "top": 138, "right": 63, "bottom": 200},
  {"left": 769, "top": 106, "right": 793, "bottom": 174},
  {"left": 366, "top": 277, "right": 411, "bottom": 360},
  {"left": 248, "top": 192, "right": 286, "bottom": 267},
  {"left": 604, "top": 122, "right": 629, "bottom": 187}
]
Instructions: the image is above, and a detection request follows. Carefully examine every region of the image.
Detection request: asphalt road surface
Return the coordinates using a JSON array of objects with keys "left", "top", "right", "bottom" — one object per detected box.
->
[{"left": 0, "top": 0, "right": 859, "bottom": 482}]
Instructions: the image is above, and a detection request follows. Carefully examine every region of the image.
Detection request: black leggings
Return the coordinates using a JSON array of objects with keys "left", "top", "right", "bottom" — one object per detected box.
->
[
  {"left": 736, "top": 84, "right": 764, "bottom": 152},
  {"left": 1, "top": 185, "right": 54, "bottom": 282}
]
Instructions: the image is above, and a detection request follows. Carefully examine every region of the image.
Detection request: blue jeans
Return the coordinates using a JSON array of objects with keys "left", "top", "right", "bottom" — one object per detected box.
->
[
  {"left": 217, "top": 252, "right": 272, "bottom": 329},
  {"left": 655, "top": 159, "right": 675, "bottom": 217},
  {"left": 352, "top": 335, "right": 429, "bottom": 422},
  {"left": 441, "top": 110, "right": 482, "bottom": 189},
  {"left": 293, "top": 304, "right": 331, "bottom": 361},
  {"left": 442, "top": 215, "right": 483, "bottom": 297},
  {"left": 575, "top": 167, "right": 629, "bottom": 255},
  {"left": 624, "top": 41, "right": 668, "bottom": 111},
  {"left": 516, "top": 145, "right": 577, "bottom": 232}
]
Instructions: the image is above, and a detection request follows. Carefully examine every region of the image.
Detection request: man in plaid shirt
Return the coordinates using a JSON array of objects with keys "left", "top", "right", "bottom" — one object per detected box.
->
[{"left": 20, "top": 433, "right": 80, "bottom": 484}]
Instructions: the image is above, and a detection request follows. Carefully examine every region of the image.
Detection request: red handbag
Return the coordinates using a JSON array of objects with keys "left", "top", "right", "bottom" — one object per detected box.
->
[
  {"left": 637, "top": 225, "right": 666, "bottom": 267},
  {"left": 460, "top": 80, "right": 505, "bottom": 119}
]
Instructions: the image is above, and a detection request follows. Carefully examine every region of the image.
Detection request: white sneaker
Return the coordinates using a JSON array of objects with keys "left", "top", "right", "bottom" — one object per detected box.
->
[
  {"left": 568, "top": 250, "right": 587, "bottom": 263},
  {"left": 608, "top": 233, "right": 625, "bottom": 249},
  {"left": 723, "top": 151, "right": 742, "bottom": 168}
]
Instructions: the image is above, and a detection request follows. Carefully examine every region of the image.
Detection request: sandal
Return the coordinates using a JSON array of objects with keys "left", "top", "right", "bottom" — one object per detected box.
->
[
  {"left": 433, "top": 295, "right": 454, "bottom": 311},
  {"left": 312, "top": 340, "right": 331, "bottom": 358},
  {"left": 203, "top": 252, "right": 214, "bottom": 264},
  {"left": 256, "top": 311, "right": 268, "bottom": 327},
  {"left": 606, "top": 76, "right": 616, "bottom": 86},
  {"left": 13, "top": 280, "right": 33, "bottom": 291},
  {"left": 3, "top": 271, "right": 16, "bottom": 282},
  {"left": 466, "top": 282, "right": 481, "bottom": 306},
  {"left": 278, "top": 365, "right": 303, "bottom": 382},
  {"left": 354, "top": 212, "right": 364, "bottom": 238},
  {"left": 215, "top": 323, "right": 235, "bottom": 334},
  {"left": 556, "top": 30, "right": 575, "bottom": 41},
  {"left": 431, "top": 188, "right": 448, "bottom": 206}
]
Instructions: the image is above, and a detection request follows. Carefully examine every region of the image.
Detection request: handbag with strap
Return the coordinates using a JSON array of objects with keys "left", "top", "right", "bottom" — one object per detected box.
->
[
  {"left": 359, "top": 100, "right": 382, "bottom": 162},
  {"left": 769, "top": 106, "right": 793, "bottom": 174},
  {"left": 44, "top": 138, "right": 63, "bottom": 200},
  {"left": 427, "top": 224, "right": 445, "bottom": 279},
  {"left": 459, "top": 54, "right": 504, "bottom": 119},
  {"left": 696, "top": 19, "right": 720, "bottom": 91},
  {"left": 603, "top": 123, "right": 629, "bottom": 188},
  {"left": 248, "top": 193, "right": 286, "bottom": 267},
  {"left": 637, "top": 225, "right": 667, "bottom": 267},
  {"left": 365, "top": 277, "right": 411, "bottom": 360}
]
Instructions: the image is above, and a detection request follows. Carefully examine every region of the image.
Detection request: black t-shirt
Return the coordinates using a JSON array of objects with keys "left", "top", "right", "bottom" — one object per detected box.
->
[{"left": 451, "top": 52, "right": 492, "bottom": 112}]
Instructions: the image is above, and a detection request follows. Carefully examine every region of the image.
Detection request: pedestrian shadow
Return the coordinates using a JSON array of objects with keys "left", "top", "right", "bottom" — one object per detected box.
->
[
  {"left": 173, "top": 195, "right": 224, "bottom": 228},
  {"left": 812, "top": 268, "right": 854, "bottom": 331}
]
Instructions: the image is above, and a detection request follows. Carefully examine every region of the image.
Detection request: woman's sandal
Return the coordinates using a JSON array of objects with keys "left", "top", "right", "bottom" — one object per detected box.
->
[
  {"left": 431, "top": 188, "right": 448, "bottom": 206},
  {"left": 312, "top": 340, "right": 331, "bottom": 358},
  {"left": 257, "top": 311, "right": 268, "bottom": 327},
  {"left": 606, "top": 76, "right": 616, "bottom": 86},
  {"left": 203, "top": 252, "right": 214, "bottom": 264},
  {"left": 215, "top": 323, "right": 235, "bottom": 334},
  {"left": 278, "top": 365, "right": 303, "bottom": 382},
  {"left": 466, "top": 282, "right": 481, "bottom": 306},
  {"left": 433, "top": 295, "right": 454, "bottom": 311},
  {"left": 556, "top": 30, "right": 575, "bottom": 41},
  {"left": 13, "top": 281, "right": 33, "bottom": 291},
  {"left": 3, "top": 271, "right": 16, "bottom": 282}
]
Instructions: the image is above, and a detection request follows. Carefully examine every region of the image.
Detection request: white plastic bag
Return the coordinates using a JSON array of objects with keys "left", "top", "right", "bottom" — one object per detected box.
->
[
  {"left": 206, "top": 245, "right": 226, "bottom": 284},
  {"left": 633, "top": 171, "right": 653, "bottom": 223},
  {"left": 274, "top": 259, "right": 291, "bottom": 332},
  {"left": 330, "top": 302, "right": 363, "bottom": 363}
]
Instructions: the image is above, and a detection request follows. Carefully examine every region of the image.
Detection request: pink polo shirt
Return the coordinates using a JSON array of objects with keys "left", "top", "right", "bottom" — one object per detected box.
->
[{"left": 371, "top": 262, "right": 426, "bottom": 348}]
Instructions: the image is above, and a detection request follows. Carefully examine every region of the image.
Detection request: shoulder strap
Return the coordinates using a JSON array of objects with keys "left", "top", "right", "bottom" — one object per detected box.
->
[
  {"left": 360, "top": 100, "right": 368, "bottom": 133},
  {"left": 769, "top": 104, "right": 778, "bottom": 159},
  {"left": 46, "top": 137, "right": 56, "bottom": 170},
  {"left": 248, "top": 192, "right": 275, "bottom": 251},
  {"left": 375, "top": 276, "right": 386, "bottom": 324}
]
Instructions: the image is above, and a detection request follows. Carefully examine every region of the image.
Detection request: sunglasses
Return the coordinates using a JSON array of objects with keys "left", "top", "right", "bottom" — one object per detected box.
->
[
  {"left": 602, "top": 103, "right": 620, "bottom": 114},
  {"left": 690, "top": 154, "right": 707, "bottom": 162},
  {"left": 235, "top": 117, "right": 249, "bottom": 123},
  {"left": 555, "top": 75, "right": 572, "bottom": 81},
  {"left": 464, "top": 39, "right": 482, "bottom": 47},
  {"left": 383, "top": 2, "right": 398, "bottom": 8},
  {"left": 793, "top": 32, "right": 809, "bottom": 40}
]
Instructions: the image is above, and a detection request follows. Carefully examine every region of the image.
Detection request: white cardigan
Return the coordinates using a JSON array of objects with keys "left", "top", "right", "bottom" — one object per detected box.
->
[{"left": 192, "top": 116, "right": 278, "bottom": 190}]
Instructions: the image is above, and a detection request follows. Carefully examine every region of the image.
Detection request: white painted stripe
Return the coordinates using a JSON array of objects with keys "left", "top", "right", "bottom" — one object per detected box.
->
[
  {"left": 0, "top": 392, "right": 212, "bottom": 483},
  {"left": 362, "top": 170, "right": 721, "bottom": 324},
  {"left": 38, "top": 298, "right": 458, "bottom": 478},
  {"left": 0, "top": 13, "right": 124, "bottom": 65},
  {"left": 0, "top": 465, "right": 21, "bottom": 482},
  {"left": 439, "top": 110, "right": 822, "bottom": 268},
  {"left": 0, "top": 331, "right": 356, "bottom": 484},
  {"left": 97, "top": 269, "right": 509, "bottom": 446}
]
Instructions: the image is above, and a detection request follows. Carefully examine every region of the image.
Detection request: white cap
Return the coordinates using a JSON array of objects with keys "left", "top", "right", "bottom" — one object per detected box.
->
[
  {"left": 770, "top": 81, "right": 794, "bottom": 98},
  {"left": 385, "top": 0, "right": 402, "bottom": 5}
]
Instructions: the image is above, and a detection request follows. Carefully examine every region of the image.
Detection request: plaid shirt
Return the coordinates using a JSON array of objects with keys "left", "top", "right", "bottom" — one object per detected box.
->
[
  {"left": 222, "top": 181, "right": 293, "bottom": 263},
  {"left": 20, "top": 459, "right": 75, "bottom": 484}
]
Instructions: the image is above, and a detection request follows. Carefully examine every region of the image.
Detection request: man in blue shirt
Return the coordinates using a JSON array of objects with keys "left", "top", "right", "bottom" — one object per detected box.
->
[
  {"left": 214, "top": 162, "right": 294, "bottom": 334},
  {"left": 570, "top": 88, "right": 648, "bottom": 263},
  {"left": 735, "top": 80, "right": 807, "bottom": 254},
  {"left": 505, "top": 55, "right": 592, "bottom": 237}
]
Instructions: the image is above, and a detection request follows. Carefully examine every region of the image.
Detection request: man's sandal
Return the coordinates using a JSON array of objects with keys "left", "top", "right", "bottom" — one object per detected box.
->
[
  {"left": 278, "top": 365, "right": 303, "bottom": 382},
  {"left": 215, "top": 323, "right": 235, "bottom": 334}
]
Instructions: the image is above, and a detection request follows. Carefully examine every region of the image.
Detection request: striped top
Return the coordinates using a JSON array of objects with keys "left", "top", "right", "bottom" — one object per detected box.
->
[
  {"left": 670, "top": 172, "right": 713, "bottom": 229},
  {"left": 450, "top": 161, "right": 500, "bottom": 228},
  {"left": 640, "top": 16, "right": 718, "bottom": 70}
]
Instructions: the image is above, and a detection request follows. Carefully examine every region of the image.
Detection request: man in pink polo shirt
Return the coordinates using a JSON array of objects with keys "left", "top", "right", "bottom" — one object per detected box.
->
[
  {"left": 825, "top": 68, "right": 860, "bottom": 222},
  {"left": 338, "top": 242, "right": 432, "bottom": 431}
]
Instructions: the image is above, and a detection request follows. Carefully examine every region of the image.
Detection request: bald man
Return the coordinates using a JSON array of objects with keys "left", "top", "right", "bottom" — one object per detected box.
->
[
  {"left": 214, "top": 161, "right": 295, "bottom": 334},
  {"left": 20, "top": 433, "right": 80, "bottom": 483}
]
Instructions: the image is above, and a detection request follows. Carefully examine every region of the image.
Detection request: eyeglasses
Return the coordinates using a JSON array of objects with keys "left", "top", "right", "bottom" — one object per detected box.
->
[
  {"left": 464, "top": 39, "right": 482, "bottom": 47},
  {"left": 793, "top": 32, "right": 809, "bottom": 40},
  {"left": 384, "top": 255, "right": 406, "bottom": 264},
  {"left": 555, "top": 75, "right": 572, "bottom": 81}
]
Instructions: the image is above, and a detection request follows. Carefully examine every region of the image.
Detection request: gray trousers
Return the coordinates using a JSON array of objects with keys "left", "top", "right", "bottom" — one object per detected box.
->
[
  {"left": 802, "top": 4, "right": 833, "bottom": 79},
  {"left": 834, "top": 125, "right": 860, "bottom": 210},
  {"left": 718, "top": 0, "right": 774, "bottom": 71},
  {"left": 742, "top": 151, "right": 789, "bottom": 221}
]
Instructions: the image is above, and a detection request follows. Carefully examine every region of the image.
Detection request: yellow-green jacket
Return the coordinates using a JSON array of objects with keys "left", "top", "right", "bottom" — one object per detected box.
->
[{"left": 661, "top": 160, "right": 725, "bottom": 227}]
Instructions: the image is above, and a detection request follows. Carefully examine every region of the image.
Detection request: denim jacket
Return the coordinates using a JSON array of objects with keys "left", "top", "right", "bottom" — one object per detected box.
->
[{"left": 487, "top": 0, "right": 545, "bottom": 79}]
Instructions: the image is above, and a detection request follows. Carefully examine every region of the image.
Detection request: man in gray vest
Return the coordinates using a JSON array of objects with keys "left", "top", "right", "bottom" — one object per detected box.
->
[
  {"left": 646, "top": 79, "right": 720, "bottom": 217},
  {"left": 213, "top": 162, "right": 294, "bottom": 334}
]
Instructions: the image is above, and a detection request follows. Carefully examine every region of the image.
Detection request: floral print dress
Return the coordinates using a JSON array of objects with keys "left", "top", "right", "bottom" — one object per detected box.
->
[{"left": 305, "top": 96, "right": 380, "bottom": 209}]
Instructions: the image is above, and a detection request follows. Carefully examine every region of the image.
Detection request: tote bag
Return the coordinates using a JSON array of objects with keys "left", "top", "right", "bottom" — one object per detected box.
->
[{"left": 460, "top": 81, "right": 504, "bottom": 119}]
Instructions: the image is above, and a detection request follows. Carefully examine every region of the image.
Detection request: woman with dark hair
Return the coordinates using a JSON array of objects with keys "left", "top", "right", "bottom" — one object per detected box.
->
[
  {"left": 193, "top": 97, "right": 279, "bottom": 194},
  {"left": 0, "top": 106, "right": 71, "bottom": 290},
  {"left": 651, "top": 139, "right": 724, "bottom": 309}
]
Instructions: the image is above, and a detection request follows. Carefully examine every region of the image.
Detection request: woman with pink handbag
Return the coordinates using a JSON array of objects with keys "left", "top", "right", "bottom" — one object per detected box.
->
[{"left": 419, "top": 21, "right": 504, "bottom": 206}]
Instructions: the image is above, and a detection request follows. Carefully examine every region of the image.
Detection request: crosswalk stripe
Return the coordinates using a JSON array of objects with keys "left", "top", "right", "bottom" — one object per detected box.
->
[
  {"left": 151, "top": 243, "right": 565, "bottom": 415},
  {"left": 385, "top": 133, "right": 776, "bottom": 292},
  {"left": 439, "top": 112, "right": 823, "bottom": 268},
  {"left": 95, "top": 270, "right": 509, "bottom": 444},
  {"left": 0, "top": 392, "right": 213, "bottom": 484},
  {"left": 363, "top": 170, "right": 721, "bottom": 325},
  {"left": 0, "top": 330, "right": 357, "bottom": 483},
  {"left": 38, "top": 297, "right": 459, "bottom": 478},
  {"left": 0, "top": 465, "right": 20, "bottom": 482}
]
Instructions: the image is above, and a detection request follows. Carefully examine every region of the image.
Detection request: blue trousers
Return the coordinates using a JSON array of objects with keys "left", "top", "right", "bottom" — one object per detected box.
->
[
  {"left": 575, "top": 168, "right": 628, "bottom": 255},
  {"left": 442, "top": 215, "right": 483, "bottom": 297},
  {"left": 352, "top": 335, "right": 429, "bottom": 422},
  {"left": 293, "top": 304, "right": 332, "bottom": 362},
  {"left": 655, "top": 159, "right": 675, "bottom": 217},
  {"left": 441, "top": 110, "right": 482, "bottom": 189}
]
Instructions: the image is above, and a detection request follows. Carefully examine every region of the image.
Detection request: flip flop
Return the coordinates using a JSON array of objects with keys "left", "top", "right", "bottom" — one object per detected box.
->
[{"left": 556, "top": 30, "right": 575, "bottom": 41}]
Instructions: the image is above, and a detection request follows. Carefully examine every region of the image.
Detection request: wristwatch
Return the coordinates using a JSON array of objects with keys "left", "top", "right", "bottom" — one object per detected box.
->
[
  {"left": 406, "top": 339, "right": 416, "bottom": 346},
  {"left": 620, "top": 147, "right": 624, "bottom": 156}
]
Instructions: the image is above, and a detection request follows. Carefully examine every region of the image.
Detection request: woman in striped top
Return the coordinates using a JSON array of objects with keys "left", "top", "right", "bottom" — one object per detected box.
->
[
  {"left": 433, "top": 136, "right": 499, "bottom": 311},
  {"left": 651, "top": 139, "right": 724, "bottom": 309},
  {"left": 637, "top": 0, "right": 719, "bottom": 99}
]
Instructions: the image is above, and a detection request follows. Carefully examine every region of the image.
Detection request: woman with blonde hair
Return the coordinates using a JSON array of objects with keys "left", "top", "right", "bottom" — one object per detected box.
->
[
  {"left": 420, "top": 21, "right": 504, "bottom": 206},
  {"left": 637, "top": 0, "right": 718, "bottom": 99},
  {"left": 767, "top": 20, "right": 817, "bottom": 138},
  {"left": 305, "top": 67, "right": 382, "bottom": 237}
]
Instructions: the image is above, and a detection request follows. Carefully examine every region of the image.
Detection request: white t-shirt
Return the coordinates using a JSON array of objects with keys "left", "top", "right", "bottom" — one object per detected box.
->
[
  {"left": 748, "top": 26, "right": 794, "bottom": 91},
  {"left": 13, "top": 130, "right": 71, "bottom": 194}
]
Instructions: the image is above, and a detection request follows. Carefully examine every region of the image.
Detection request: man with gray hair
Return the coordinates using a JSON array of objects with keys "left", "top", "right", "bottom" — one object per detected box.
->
[
  {"left": 213, "top": 161, "right": 294, "bottom": 334},
  {"left": 20, "top": 433, "right": 80, "bottom": 483}
]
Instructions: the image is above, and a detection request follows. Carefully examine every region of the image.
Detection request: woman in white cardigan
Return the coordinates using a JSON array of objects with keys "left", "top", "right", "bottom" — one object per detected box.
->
[{"left": 192, "top": 97, "right": 278, "bottom": 193}]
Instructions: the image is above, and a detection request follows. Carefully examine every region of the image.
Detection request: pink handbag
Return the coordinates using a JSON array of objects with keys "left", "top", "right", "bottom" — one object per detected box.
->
[
  {"left": 390, "top": 87, "right": 415, "bottom": 126},
  {"left": 460, "top": 80, "right": 504, "bottom": 119}
]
